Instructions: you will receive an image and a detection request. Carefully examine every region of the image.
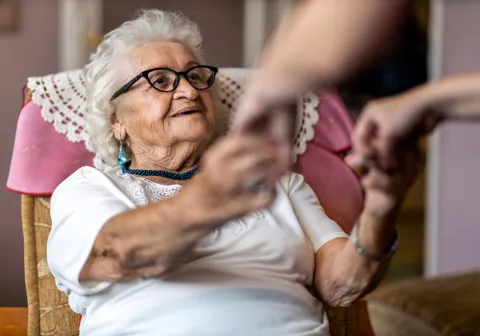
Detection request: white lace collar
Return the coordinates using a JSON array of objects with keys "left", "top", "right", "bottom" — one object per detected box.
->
[{"left": 104, "top": 167, "right": 182, "bottom": 206}]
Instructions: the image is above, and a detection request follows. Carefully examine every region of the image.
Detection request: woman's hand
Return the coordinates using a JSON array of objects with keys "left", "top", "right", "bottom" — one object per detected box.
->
[
  {"left": 183, "top": 134, "right": 287, "bottom": 224},
  {"left": 350, "top": 143, "right": 422, "bottom": 223},
  {"left": 81, "top": 135, "right": 286, "bottom": 281},
  {"left": 346, "top": 142, "right": 422, "bottom": 263},
  {"left": 346, "top": 142, "right": 423, "bottom": 265},
  {"left": 316, "top": 145, "right": 422, "bottom": 307}
]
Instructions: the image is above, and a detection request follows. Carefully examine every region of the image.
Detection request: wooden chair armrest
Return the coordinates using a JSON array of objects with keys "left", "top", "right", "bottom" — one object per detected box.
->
[
  {"left": 326, "top": 300, "right": 375, "bottom": 336},
  {"left": 0, "top": 307, "right": 28, "bottom": 336},
  {"left": 355, "top": 300, "right": 375, "bottom": 336}
]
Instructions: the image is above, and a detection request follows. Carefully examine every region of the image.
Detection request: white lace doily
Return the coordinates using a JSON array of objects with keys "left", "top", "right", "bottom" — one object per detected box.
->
[{"left": 27, "top": 68, "right": 319, "bottom": 169}]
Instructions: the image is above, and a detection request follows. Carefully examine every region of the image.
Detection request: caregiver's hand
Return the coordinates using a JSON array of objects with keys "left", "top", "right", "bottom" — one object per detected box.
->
[
  {"left": 352, "top": 92, "right": 442, "bottom": 171},
  {"left": 232, "top": 0, "right": 407, "bottom": 164},
  {"left": 352, "top": 73, "right": 480, "bottom": 170}
]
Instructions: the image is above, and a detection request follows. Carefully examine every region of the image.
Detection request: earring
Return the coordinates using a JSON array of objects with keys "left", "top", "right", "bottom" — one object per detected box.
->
[{"left": 118, "top": 141, "right": 128, "bottom": 166}]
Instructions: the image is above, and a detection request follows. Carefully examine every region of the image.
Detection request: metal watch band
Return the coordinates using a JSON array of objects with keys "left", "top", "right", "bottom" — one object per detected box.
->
[{"left": 351, "top": 223, "right": 399, "bottom": 261}]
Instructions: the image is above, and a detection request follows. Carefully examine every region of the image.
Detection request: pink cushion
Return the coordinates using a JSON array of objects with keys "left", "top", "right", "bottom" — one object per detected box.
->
[
  {"left": 310, "top": 91, "right": 354, "bottom": 152},
  {"left": 6, "top": 101, "right": 94, "bottom": 196},
  {"left": 294, "top": 91, "right": 362, "bottom": 232}
]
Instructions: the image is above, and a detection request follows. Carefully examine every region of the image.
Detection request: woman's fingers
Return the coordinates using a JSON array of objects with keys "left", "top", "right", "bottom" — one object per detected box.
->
[
  {"left": 360, "top": 143, "right": 423, "bottom": 205},
  {"left": 345, "top": 153, "right": 371, "bottom": 177},
  {"left": 361, "top": 167, "right": 394, "bottom": 191},
  {"left": 353, "top": 112, "right": 379, "bottom": 161},
  {"left": 197, "top": 134, "right": 287, "bottom": 220}
]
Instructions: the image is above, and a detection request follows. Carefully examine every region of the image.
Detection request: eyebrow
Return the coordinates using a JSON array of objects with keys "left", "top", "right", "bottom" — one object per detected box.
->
[{"left": 144, "top": 61, "right": 201, "bottom": 71}]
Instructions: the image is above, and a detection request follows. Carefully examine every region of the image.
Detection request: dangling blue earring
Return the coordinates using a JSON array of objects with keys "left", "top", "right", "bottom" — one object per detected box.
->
[{"left": 118, "top": 141, "right": 128, "bottom": 171}]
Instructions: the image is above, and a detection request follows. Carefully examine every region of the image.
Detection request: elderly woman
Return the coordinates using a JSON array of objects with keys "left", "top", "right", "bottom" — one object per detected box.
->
[{"left": 47, "top": 9, "right": 419, "bottom": 336}]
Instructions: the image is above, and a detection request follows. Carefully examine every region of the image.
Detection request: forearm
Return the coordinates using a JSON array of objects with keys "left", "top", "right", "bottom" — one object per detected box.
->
[
  {"left": 80, "top": 187, "right": 215, "bottom": 281},
  {"left": 317, "top": 211, "right": 396, "bottom": 307},
  {"left": 419, "top": 73, "right": 480, "bottom": 120},
  {"left": 256, "top": 0, "right": 409, "bottom": 99}
]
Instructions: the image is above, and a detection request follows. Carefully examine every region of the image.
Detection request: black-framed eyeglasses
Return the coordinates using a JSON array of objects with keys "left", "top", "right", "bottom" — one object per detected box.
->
[{"left": 110, "top": 65, "right": 219, "bottom": 101}]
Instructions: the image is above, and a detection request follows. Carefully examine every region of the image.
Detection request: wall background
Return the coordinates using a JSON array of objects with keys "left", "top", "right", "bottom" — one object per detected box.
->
[
  {"left": 0, "top": 0, "right": 59, "bottom": 307},
  {"left": 102, "top": 0, "right": 244, "bottom": 67},
  {"left": 426, "top": 0, "right": 480, "bottom": 276}
]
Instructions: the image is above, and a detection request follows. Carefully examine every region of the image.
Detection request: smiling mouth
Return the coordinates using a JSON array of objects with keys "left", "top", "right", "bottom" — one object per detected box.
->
[{"left": 173, "top": 108, "right": 203, "bottom": 117}]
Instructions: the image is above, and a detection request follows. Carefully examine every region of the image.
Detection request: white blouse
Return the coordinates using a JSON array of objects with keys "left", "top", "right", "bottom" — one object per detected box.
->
[{"left": 47, "top": 166, "right": 348, "bottom": 336}]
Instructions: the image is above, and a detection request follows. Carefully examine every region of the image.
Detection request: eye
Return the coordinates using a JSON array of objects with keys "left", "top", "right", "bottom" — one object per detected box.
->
[
  {"left": 148, "top": 70, "right": 175, "bottom": 90},
  {"left": 154, "top": 76, "right": 170, "bottom": 84},
  {"left": 188, "top": 72, "right": 203, "bottom": 82}
]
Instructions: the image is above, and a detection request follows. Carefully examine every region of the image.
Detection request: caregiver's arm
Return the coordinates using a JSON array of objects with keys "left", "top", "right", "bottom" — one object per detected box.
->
[
  {"left": 233, "top": 0, "right": 409, "bottom": 133},
  {"left": 354, "top": 72, "right": 480, "bottom": 169},
  {"left": 80, "top": 136, "right": 282, "bottom": 281},
  {"left": 255, "top": 0, "right": 410, "bottom": 99},
  {"left": 426, "top": 72, "right": 480, "bottom": 120},
  {"left": 314, "top": 146, "right": 421, "bottom": 307}
]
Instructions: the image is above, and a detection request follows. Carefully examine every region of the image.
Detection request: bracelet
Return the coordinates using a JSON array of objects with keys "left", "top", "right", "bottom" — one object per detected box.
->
[{"left": 351, "top": 223, "right": 399, "bottom": 261}]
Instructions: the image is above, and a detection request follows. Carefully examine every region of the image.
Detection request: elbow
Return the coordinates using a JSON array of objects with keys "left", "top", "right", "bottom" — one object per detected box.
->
[
  {"left": 316, "top": 278, "right": 367, "bottom": 308},
  {"left": 322, "top": 289, "right": 361, "bottom": 308}
]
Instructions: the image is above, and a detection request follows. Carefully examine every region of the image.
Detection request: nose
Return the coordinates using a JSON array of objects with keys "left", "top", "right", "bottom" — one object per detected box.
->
[{"left": 173, "top": 76, "right": 198, "bottom": 101}]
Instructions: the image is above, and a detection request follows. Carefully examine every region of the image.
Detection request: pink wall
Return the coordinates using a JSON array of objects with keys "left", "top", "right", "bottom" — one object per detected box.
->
[
  {"left": 103, "top": 0, "right": 244, "bottom": 67},
  {"left": 427, "top": 0, "right": 480, "bottom": 275},
  {"left": 0, "top": 0, "right": 58, "bottom": 306}
]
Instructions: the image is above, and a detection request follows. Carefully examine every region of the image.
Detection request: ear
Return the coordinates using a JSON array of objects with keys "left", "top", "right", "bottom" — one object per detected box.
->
[{"left": 110, "top": 112, "right": 127, "bottom": 141}]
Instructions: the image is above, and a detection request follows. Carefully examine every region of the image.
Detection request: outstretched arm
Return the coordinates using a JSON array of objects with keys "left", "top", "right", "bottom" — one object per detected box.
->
[
  {"left": 353, "top": 72, "right": 480, "bottom": 169},
  {"left": 232, "top": 0, "right": 409, "bottom": 181}
]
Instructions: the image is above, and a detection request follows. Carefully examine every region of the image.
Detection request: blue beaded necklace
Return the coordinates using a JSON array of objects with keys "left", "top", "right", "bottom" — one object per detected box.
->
[
  {"left": 120, "top": 161, "right": 198, "bottom": 180},
  {"left": 118, "top": 150, "right": 198, "bottom": 180}
]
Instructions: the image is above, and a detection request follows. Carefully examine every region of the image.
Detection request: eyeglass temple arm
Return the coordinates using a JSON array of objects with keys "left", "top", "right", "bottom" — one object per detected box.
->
[{"left": 110, "top": 73, "right": 144, "bottom": 101}]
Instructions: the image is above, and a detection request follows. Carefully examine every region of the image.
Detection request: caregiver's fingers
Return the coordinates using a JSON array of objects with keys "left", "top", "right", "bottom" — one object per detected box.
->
[
  {"left": 345, "top": 153, "right": 371, "bottom": 177},
  {"left": 231, "top": 94, "right": 267, "bottom": 133},
  {"left": 354, "top": 103, "right": 401, "bottom": 170}
]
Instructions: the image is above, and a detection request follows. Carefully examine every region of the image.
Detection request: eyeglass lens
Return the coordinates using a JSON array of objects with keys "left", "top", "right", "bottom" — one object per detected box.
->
[{"left": 147, "top": 67, "right": 215, "bottom": 91}]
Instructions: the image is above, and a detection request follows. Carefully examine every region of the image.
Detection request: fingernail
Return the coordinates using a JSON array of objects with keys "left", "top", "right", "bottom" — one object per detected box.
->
[{"left": 344, "top": 154, "right": 354, "bottom": 165}]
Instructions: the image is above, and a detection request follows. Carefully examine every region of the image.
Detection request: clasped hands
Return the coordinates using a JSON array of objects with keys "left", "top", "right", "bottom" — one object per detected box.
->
[{"left": 228, "top": 93, "right": 423, "bottom": 226}]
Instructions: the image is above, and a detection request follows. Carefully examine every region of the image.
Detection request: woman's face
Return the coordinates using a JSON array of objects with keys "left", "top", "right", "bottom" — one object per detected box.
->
[{"left": 112, "top": 41, "right": 215, "bottom": 153}]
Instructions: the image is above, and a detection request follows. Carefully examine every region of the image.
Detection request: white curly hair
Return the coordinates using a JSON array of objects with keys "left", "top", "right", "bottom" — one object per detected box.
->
[{"left": 86, "top": 9, "right": 206, "bottom": 166}]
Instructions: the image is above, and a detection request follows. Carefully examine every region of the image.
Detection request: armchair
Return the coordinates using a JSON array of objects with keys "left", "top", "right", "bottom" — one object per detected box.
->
[{"left": 5, "top": 68, "right": 372, "bottom": 336}]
